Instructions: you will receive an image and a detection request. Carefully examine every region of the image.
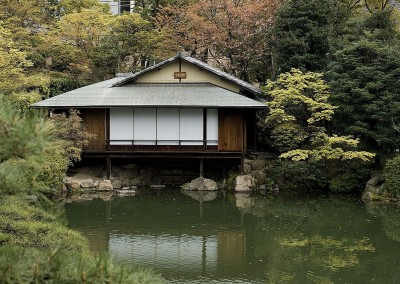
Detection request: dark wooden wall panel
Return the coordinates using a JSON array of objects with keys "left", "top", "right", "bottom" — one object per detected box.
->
[
  {"left": 245, "top": 110, "right": 256, "bottom": 151},
  {"left": 218, "top": 109, "right": 243, "bottom": 152},
  {"left": 80, "top": 109, "right": 106, "bottom": 151}
]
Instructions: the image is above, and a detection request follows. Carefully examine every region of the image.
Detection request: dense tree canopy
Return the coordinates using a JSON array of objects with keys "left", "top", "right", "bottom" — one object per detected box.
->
[
  {"left": 327, "top": 40, "right": 400, "bottom": 153},
  {"left": 271, "top": 0, "right": 360, "bottom": 74},
  {"left": 159, "top": 0, "right": 283, "bottom": 83},
  {"left": 326, "top": 8, "right": 400, "bottom": 153}
]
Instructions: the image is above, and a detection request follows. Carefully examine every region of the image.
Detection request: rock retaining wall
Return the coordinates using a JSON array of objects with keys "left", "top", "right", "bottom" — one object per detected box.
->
[{"left": 64, "top": 156, "right": 274, "bottom": 193}]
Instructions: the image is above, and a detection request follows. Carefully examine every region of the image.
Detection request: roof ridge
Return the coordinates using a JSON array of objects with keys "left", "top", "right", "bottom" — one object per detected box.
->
[{"left": 111, "top": 54, "right": 261, "bottom": 95}]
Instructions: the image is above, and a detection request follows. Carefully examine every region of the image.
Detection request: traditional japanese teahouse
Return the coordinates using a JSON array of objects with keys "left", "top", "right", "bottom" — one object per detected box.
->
[{"left": 32, "top": 53, "right": 266, "bottom": 178}]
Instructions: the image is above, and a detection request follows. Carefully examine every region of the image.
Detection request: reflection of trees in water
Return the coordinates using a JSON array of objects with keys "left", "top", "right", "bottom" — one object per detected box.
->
[
  {"left": 364, "top": 202, "right": 400, "bottom": 242},
  {"left": 233, "top": 195, "right": 384, "bottom": 283},
  {"left": 279, "top": 235, "right": 374, "bottom": 270}
]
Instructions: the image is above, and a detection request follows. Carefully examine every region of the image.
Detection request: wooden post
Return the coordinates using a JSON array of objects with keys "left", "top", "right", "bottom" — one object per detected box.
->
[
  {"left": 240, "top": 155, "right": 244, "bottom": 174},
  {"left": 106, "top": 156, "right": 111, "bottom": 179},
  {"left": 200, "top": 158, "right": 204, "bottom": 177},
  {"left": 203, "top": 108, "right": 207, "bottom": 149}
]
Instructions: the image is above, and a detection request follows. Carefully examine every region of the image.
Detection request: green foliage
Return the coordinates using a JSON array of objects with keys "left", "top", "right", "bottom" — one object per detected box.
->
[
  {"left": 91, "top": 12, "right": 164, "bottom": 76},
  {"left": 0, "top": 246, "right": 165, "bottom": 283},
  {"left": 57, "top": 0, "right": 110, "bottom": 15},
  {"left": 280, "top": 133, "right": 375, "bottom": 162},
  {"left": 327, "top": 38, "right": 400, "bottom": 153},
  {"left": 0, "top": 196, "right": 88, "bottom": 250},
  {"left": 268, "top": 160, "right": 328, "bottom": 191},
  {"left": 382, "top": 156, "right": 400, "bottom": 197},
  {"left": 51, "top": 110, "right": 93, "bottom": 166},
  {"left": 49, "top": 75, "right": 90, "bottom": 97},
  {"left": 328, "top": 164, "right": 370, "bottom": 193},
  {"left": 6, "top": 91, "right": 42, "bottom": 113},
  {"left": 263, "top": 69, "right": 374, "bottom": 192},
  {"left": 0, "top": 24, "right": 33, "bottom": 94},
  {"left": 264, "top": 68, "right": 374, "bottom": 162},
  {"left": 225, "top": 170, "right": 241, "bottom": 191},
  {"left": 271, "top": 0, "right": 353, "bottom": 73},
  {"left": 269, "top": 123, "right": 307, "bottom": 152},
  {"left": 0, "top": 97, "right": 59, "bottom": 193},
  {"left": 265, "top": 69, "right": 336, "bottom": 129},
  {"left": 265, "top": 159, "right": 370, "bottom": 192},
  {"left": 26, "top": 146, "right": 69, "bottom": 189}
]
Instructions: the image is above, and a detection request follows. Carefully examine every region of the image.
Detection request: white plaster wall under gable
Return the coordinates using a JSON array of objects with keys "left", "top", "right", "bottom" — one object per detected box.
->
[{"left": 134, "top": 61, "right": 241, "bottom": 94}]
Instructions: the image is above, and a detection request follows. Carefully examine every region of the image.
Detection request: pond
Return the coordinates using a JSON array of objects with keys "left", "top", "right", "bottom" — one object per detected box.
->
[{"left": 65, "top": 190, "right": 400, "bottom": 283}]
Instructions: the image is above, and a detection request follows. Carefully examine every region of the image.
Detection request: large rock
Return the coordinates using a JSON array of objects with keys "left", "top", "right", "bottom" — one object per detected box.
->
[
  {"left": 362, "top": 191, "right": 381, "bottom": 201},
  {"left": 366, "top": 177, "right": 381, "bottom": 187},
  {"left": 250, "top": 160, "right": 266, "bottom": 170},
  {"left": 235, "top": 175, "right": 256, "bottom": 192},
  {"left": 243, "top": 163, "right": 252, "bottom": 174},
  {"left": 111, "top": 179, "right": 122, "bottom": 189},
  {"left": 80, "top": 178, "right": 94, "bottom": 188},
  {"left": 181, "top": 177, "right": 218, "bottom": 191},
  {"left": 65, "top": 179, "right": 81, "bottom": 191},
  {"left": 203, "top": 179, "right": 218, "bottom": 191},
  {"left": 98, "top": 180, "right": 113, "bottom": 191},
  {"left": 251, "top": 170, "right": 267, "bottom": 182}
]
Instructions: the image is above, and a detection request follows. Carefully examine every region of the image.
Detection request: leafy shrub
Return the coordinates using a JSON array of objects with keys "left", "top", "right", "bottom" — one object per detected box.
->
[
  {"left": 50, "top": 109, "right": 93, "bottom": 165},
  {"left": 225, "top": 170, "right": 240, "bottom": 191},
  {"left": 328, "top": 165, "right": 369, "bottom": 193},
  {"left": 383, "top": 156, "right": 400, "bottom": 197},
  {"left": 264, "top": 159, "right": 370, "bottom": 193}
]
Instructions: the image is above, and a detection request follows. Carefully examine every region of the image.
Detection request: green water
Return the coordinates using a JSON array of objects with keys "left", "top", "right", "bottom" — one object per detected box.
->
[{"left": 65, "top": 190, "right": 400, "bottom": 283}]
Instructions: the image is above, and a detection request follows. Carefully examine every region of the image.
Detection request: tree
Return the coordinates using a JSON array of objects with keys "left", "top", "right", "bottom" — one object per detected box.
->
[
  {"left": 50, "top": 110, "right": 93, "bottom": 166},
  {"left": 91, "top": 12, "right": 165, "bottom": 76},
  {"left": 382, "top": 155, "right": 400, "bottom": 197},
  {"left": 271, "top": 0, "right": 358, "bottom": 74},
  {"left": 0, "top": 24, "right": 32, "bottom": 94},
  {"left": 0, "top": 96, "right": 164, "bottom": 283},
  {"left": 158, "top": 0, "right": 283, "bottom": 83},
  {"left": 263, "top": 69, "right": 374, "bottom": 191},
  {"left": 264, "top": 68, "right": 374, "bottom": 162},
  {"left": 326, "top": 10, "right": 400, "bottom": 153}
]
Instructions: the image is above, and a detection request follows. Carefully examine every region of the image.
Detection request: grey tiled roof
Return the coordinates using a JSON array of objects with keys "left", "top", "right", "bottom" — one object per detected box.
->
[
  {"left": 31, "top": 83, "right": 266, "bottom": 109},
  {"left": 112, "top": 53, "right": 262, "bottom": 95}
]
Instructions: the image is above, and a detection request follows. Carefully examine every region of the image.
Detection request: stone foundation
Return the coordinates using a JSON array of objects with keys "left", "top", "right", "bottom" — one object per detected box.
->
[
  {"left": 64, "top": 155, "right": 274, "bottom": 193},
  {"left": 64, "top": 164, "right": 198, "bottom": 193}
]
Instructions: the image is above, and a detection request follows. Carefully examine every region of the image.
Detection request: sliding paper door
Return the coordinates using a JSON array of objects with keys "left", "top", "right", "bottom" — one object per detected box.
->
[
  {"left": 109, "top": 108, "right": 133, "bottom": 145},
  {"left": 206, "top": 109, "right": 218, "bottom": 145},
  {"left": 157, "top": 108, "right": 180, "bottom": 145},
  {"left": 180, "top": 109, "right": 203, "bottom": 145},
  {"left": 134, "top": 108, "right": 156, "bottom": 145}
]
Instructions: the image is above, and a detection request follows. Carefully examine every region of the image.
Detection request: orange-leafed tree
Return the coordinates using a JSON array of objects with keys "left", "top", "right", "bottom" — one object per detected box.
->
[{"left": 158, "top": 0, "right": 284, "bottom": 83}]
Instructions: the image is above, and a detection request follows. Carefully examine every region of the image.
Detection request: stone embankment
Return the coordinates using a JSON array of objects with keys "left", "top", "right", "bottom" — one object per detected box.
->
[
  {"left": 63, "top": 164, "right": 196, "bottom": 192},
  {"left": 362, "top": 171, "right": 399, "bottom": 203},
  {"left": 64, "top": 156, "right": 273, "bottom": 195},
  {"left": 181, "top": 157, "right": 273, "bottom": 192}
]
